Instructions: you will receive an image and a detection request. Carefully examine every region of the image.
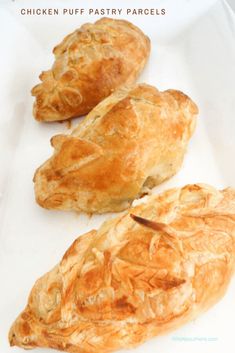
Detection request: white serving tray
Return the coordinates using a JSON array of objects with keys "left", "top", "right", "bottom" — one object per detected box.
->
[{"left": 0, "top": 1, "right": 235, "bottom": 352}]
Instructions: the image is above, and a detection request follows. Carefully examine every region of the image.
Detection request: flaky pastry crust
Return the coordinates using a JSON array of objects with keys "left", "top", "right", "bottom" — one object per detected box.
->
[
  {"left": 31, "top": 17, "right": 150, "bottom": 122},
  {"left": 9, "top": 184, "right": 235, "bottom": 353},
  {"left": 33, "top": 83, "right": 198, "bottom": 213}
]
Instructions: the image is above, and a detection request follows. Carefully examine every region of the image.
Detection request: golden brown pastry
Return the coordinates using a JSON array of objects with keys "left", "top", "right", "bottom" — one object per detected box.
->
[
  {"left": 33, "top": 83, "right": 198, "bottom": 213},
  {"left": 9, "top": 184, "right": 235, "bottom": 352},
  {"left": 31, "top": 17, "right": 150, "bottom": 122}
]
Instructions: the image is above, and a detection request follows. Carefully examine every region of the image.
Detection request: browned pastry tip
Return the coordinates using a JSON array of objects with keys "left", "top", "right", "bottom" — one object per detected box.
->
[
  {"left": 32, "top": 17, "right": 150, "bottom": 122},
  {"left": 9, "top": 184, "right": 235, "bottom": 353},
  {"left": 130, "top": 214, "right": 167, "bottom": 232},
  {"left": 34, "top": 83, "right": 198, "bottom": 213}
]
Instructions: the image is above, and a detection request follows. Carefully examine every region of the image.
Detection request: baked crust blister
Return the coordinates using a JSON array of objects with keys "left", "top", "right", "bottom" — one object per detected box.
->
[
  {"left": 33, "top": 83, "right": 198, "bottom": 213},
  {"left": 9, "top": 184, "right": 235, "bottom": 352},
  {"left": 31, "top": 17, "right": 150, "bottom": 122}
]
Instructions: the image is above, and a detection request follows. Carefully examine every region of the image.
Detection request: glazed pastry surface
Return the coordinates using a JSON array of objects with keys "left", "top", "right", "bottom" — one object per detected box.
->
[
  {"left": 9, "top": 184, "right": 235, "bottom": 353},
  {"left": 34, "top": 83, "right": 198, "bottom": 213},
  {"left": 31, "top": 17, "right": 150, "bottom": 122}
]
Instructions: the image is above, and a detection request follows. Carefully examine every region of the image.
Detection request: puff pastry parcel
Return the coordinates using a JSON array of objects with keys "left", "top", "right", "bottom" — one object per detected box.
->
[
  {"left": 9, "top": 184, "right": 235, "bottom": 352},
  {"left": 34, "top": 83, "right": 198, "bottom": 213},
  {"left": 31, "top": 17, "right": 150, "bottom": 122}
]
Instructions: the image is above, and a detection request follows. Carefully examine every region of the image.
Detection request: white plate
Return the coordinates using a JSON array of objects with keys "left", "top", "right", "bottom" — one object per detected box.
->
[{"left": 0, "top": 1, "right": 235, "bottom": 353}]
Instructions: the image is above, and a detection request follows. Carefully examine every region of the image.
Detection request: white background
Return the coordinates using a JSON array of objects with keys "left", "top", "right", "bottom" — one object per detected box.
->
[{"left": 0, "top": 1, "right": 235, "bottom": 353}]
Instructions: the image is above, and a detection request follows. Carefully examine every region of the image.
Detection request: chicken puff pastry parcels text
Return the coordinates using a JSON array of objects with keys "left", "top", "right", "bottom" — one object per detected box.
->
[
  {"left": 32, "top": 17, "right": 150, "bottom": 122},
  {"left": 34, "top": 83, "right": 198, "bottom": 213},
  {"left": 9, "top": 184, "right": 235, "bottom": 352}
]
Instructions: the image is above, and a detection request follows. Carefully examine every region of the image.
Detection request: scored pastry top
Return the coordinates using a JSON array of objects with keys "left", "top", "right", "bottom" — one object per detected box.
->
[
  {"left": 31, "top": 17, "right": 150, "bottom": 122},
  {"left": 34, "top": 83, "right": 198, "bottom": 213},
  {"left": 9, "top": 184, "right": 235, "bottom": 352}
]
